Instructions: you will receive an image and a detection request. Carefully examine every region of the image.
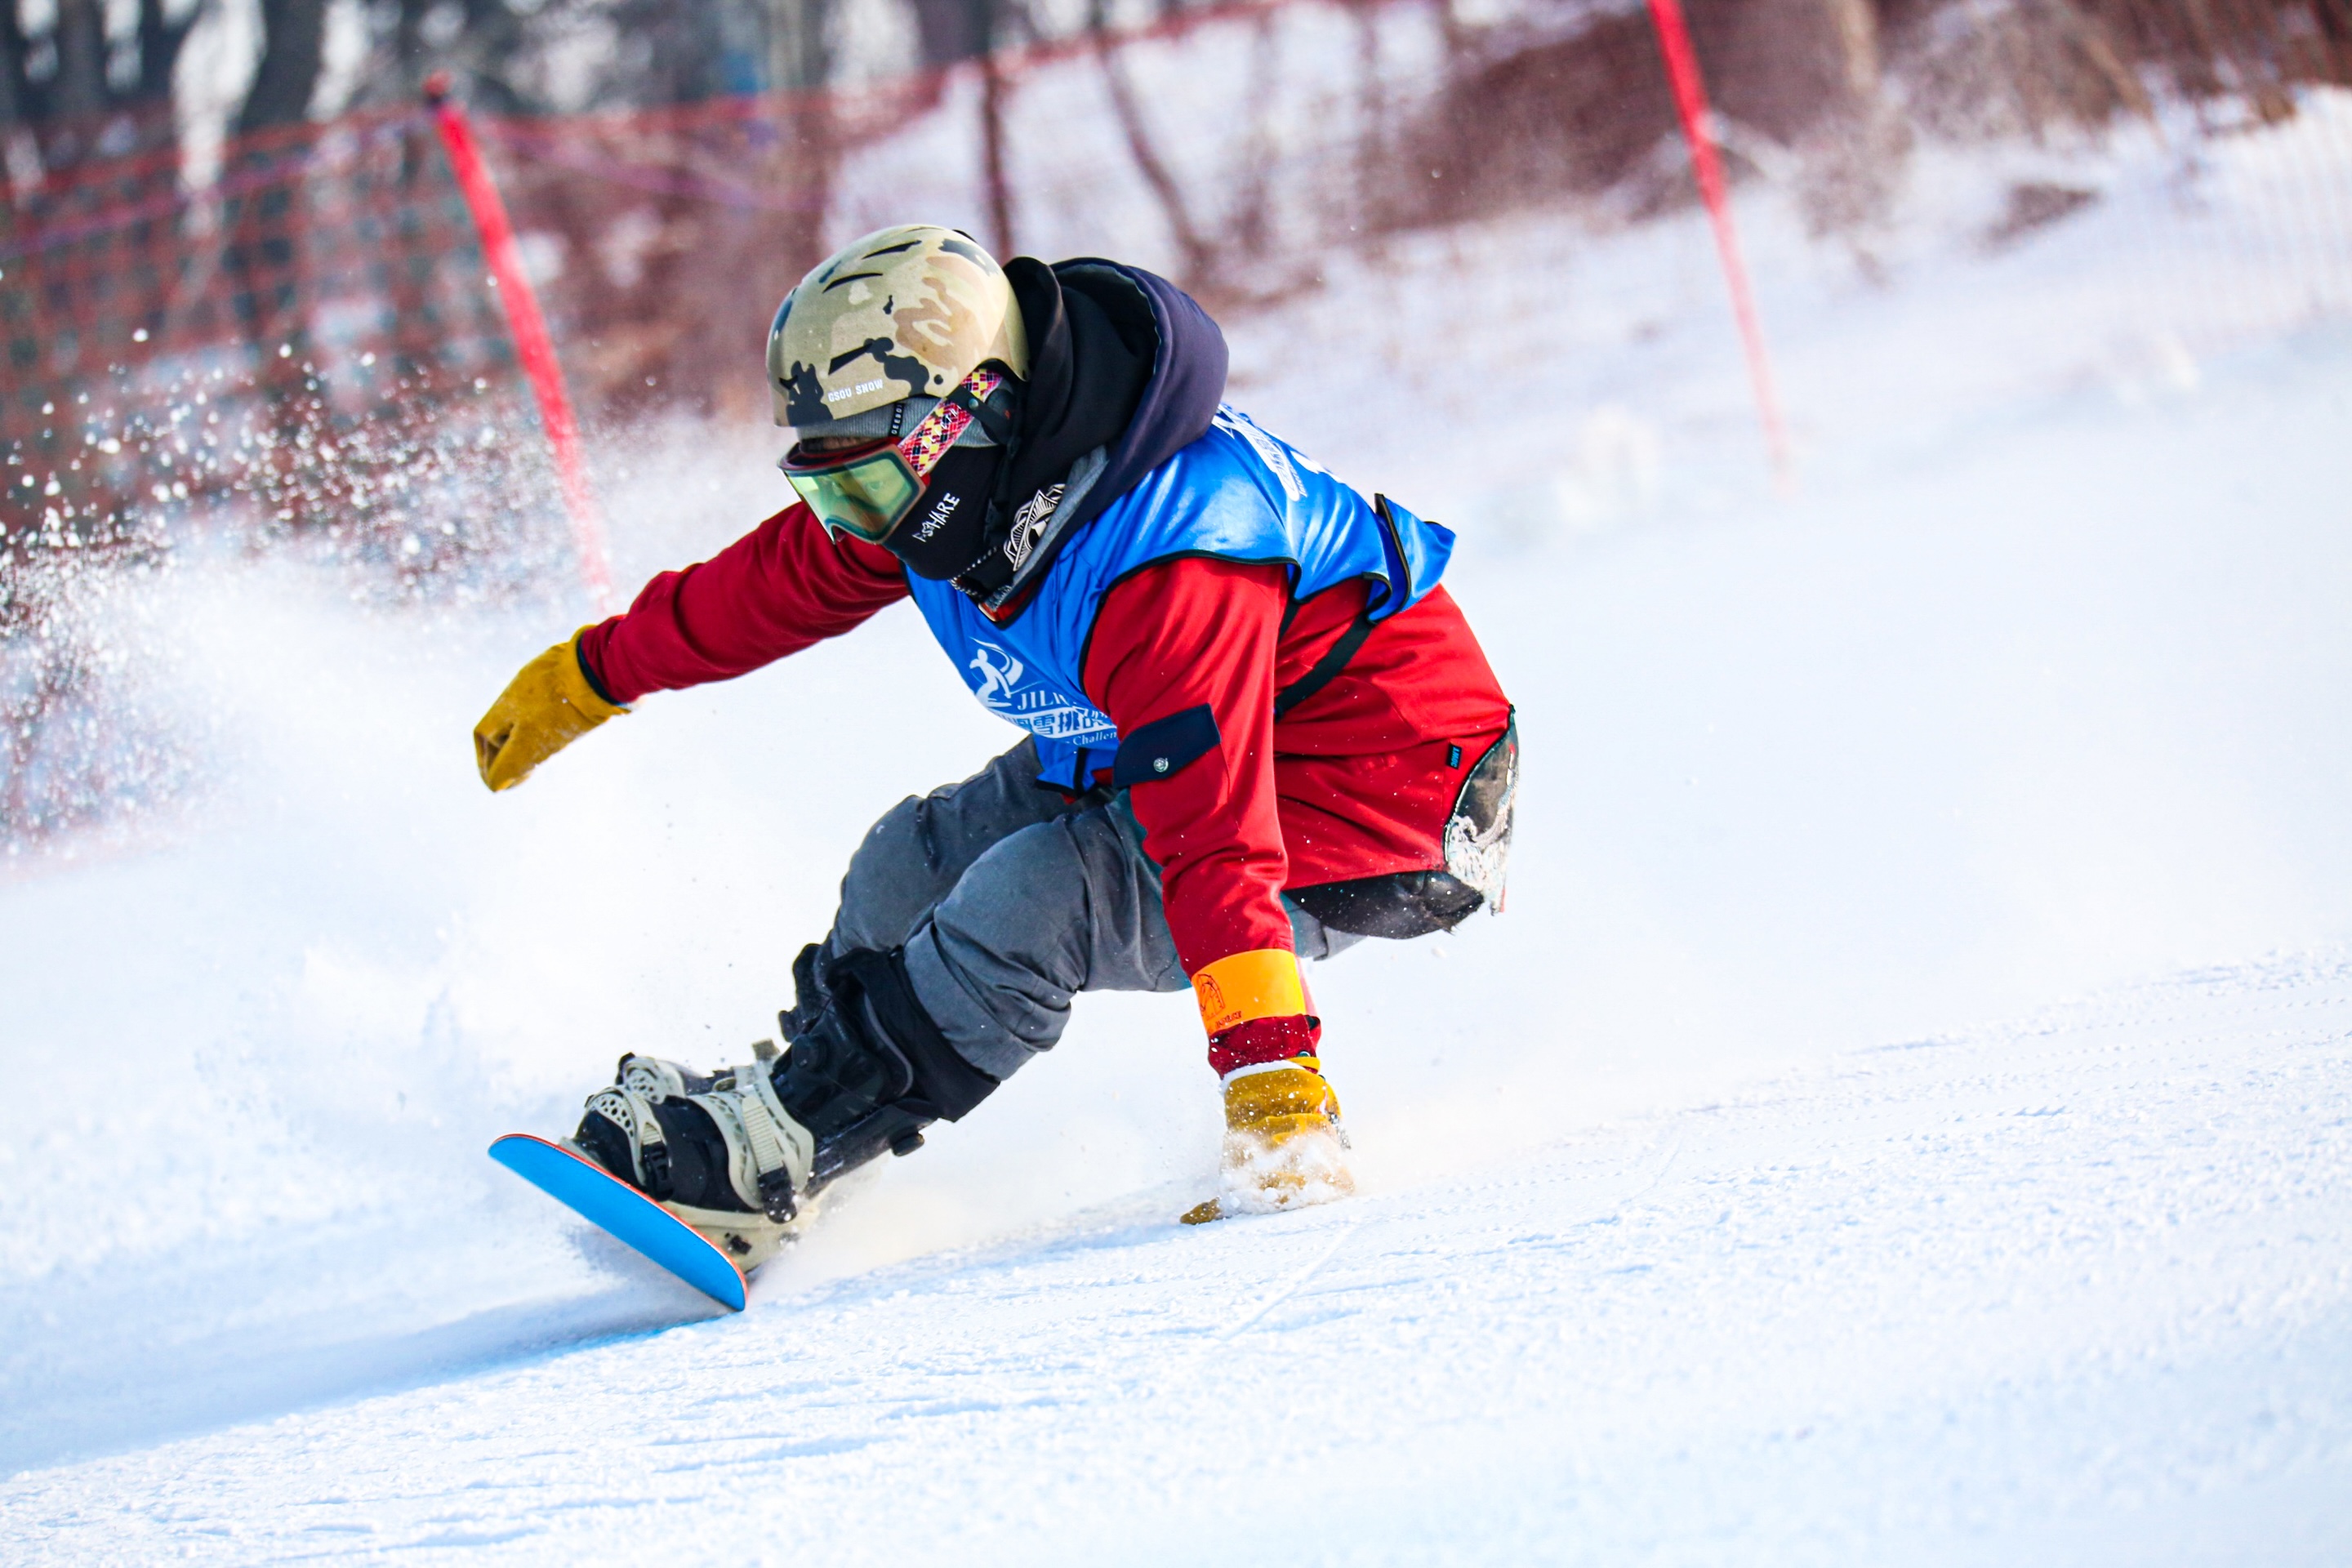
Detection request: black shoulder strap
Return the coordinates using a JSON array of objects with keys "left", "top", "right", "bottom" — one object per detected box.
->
[
  {"left": 1273, "top": 599, "right": 1374, "bottom": 719},
  {"left": 1273, "top": 493, "right": 1412, "bottom": 718}
]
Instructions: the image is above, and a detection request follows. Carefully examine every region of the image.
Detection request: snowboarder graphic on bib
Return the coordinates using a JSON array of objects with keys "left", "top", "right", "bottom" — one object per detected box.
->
[{"left": 474, "top": 225, "right": 1517, "bottom": 1264}]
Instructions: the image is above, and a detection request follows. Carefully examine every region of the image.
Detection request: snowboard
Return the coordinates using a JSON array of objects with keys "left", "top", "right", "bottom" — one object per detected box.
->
[{"left": 488, "top": 1133, "right": 748, "bottom": 1312}]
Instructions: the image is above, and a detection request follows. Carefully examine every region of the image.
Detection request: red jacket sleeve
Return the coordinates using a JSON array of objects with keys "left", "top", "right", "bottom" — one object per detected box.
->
[
  {"left": 581, "top": 502, "right": 909, "bottom": 703},
  {"left": 1083, "top": 557, "right": 1294, "bottom": 976}
]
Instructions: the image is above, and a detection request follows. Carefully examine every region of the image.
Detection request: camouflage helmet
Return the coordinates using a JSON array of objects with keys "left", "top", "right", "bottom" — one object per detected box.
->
[{"left": 766, "top": 225, "right": 1030, "bottom": 430}]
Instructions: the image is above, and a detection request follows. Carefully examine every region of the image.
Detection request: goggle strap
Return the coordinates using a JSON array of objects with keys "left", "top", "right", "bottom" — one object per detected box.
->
[{"left": 898, "top": 366, "right": 1006, "bottom": 480}]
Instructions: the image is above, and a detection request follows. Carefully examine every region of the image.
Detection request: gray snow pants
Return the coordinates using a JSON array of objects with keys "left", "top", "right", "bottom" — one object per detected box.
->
[{"left": 817, "top": 738, "right": 1358, "bottom": 1082}]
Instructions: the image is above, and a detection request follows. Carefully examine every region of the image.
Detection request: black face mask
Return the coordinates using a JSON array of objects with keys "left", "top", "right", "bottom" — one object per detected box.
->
[{"left": 883, "top": 444, "right": 1004, "bottom": 581}]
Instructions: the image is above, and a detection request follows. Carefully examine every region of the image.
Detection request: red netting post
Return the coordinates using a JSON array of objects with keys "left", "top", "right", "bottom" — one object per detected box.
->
[
  {"left": 1645, "top": 0, "right": 1795, "bottom": 492},
  {"left": 424, "top": 74, "right": 615, "bottom": 611}
]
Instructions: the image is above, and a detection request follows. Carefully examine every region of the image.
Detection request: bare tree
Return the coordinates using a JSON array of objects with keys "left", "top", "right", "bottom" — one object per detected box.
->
[
  {"left": 237, "top": 0, "right": 331, "bottom": 134},
  {"left": 1089, "top": 0, "right": 1215, "bottom": 284},
  {"left": 0, "top": 0, "right": 203, "bottom": 181},
  {"left": 910, "top": 0, "right": 993, "bottom": 69}
]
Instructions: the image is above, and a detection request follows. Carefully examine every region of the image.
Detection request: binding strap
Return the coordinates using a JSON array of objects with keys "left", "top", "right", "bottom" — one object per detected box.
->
[
  {"left": 585, "top": 1088, "right": 672, "bottom": 1200},
  {"left": 685, "top": 1065, "right": 816, "bottom": 1223}
]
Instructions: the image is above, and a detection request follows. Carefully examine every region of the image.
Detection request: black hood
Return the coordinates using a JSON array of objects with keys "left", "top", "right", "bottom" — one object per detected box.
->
[{"left": 950, "top": 257, "right": 1228, "bottom": 617}]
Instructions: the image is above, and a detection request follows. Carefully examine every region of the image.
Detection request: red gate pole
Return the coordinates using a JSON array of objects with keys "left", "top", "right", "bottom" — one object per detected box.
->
[
  {"left": 1644, "top": 0, "right": 1795, "bottom": 491},
  {"left": 424, "top": 74, "right": 615, "bottom": 611}
]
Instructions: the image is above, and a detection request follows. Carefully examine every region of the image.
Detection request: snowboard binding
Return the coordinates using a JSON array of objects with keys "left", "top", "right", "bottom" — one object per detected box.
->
[
  {"left": 572, "top": 945, "right": 1004, "bottom": 1269},
  {"left": 576, "top": 1045, "right": 809, "bottom": 1265}
]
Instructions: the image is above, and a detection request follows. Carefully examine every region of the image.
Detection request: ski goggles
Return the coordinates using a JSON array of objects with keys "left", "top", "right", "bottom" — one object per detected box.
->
[{"left": 778, "top": 366, "right": 1009, "bottom": 545}]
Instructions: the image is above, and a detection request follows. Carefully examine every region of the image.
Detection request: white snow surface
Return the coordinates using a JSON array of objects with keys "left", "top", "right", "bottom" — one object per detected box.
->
[{"left": 7, "top": 119, "right": 2352, "bottom": 1560}]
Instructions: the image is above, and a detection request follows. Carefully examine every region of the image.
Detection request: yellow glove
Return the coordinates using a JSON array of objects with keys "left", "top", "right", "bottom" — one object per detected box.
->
[
  {"left": 1182, "top": 1055, "right": 1354, "bottom": 1224},
  {"left": 1223, "top": 1054, "right": 1347, "bottom": 1147},
  {"left": 473, "top": 628, "right": 627, "bottom": 791}
]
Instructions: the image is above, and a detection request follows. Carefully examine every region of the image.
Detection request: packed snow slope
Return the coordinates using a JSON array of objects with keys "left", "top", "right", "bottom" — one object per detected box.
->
[
  {"left": 6, "top": 141, "right": 2352, "bottom": 1557},
  {"left": 12, "top": 956, "right": 2352, "bottom": 1563}
]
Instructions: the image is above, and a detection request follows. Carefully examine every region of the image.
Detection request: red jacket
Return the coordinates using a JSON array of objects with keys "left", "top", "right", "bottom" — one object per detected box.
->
[{"left": 583, "top": 503, "right": 1511, "bottom": 978}]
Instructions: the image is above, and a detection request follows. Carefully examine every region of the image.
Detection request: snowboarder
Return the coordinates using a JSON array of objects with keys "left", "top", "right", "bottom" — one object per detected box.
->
[{"left": 474, "top": 225, "right": 1516, "bottom": 1263}]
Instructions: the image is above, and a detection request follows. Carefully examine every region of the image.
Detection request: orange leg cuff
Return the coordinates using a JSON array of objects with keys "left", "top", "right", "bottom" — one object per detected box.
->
[{"left": 1192, "top": 947, "right": 1308, "bottom": 1037}]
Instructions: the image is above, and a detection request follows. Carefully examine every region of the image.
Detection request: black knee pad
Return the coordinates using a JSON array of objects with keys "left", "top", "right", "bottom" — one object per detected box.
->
[
  {"left": 773, "top": 947, "right": 1004, "bottom": 1193},
  {"left": 832, "top": 947, "right": 1000, "bottom": 1122}
]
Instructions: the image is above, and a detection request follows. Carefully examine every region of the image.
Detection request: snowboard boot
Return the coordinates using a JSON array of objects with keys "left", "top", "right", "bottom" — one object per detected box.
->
[
  {"left": 577, "top": 1044, "right": 813, "bottom": 1267},
  {"left": 573, "top": 947, "right": 1002, "bottom": 1267},
  {"left": 1182, "top": 1055, "right": 1355, "bottom": 1224}
]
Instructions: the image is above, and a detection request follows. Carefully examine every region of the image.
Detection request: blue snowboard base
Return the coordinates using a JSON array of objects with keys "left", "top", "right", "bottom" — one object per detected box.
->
[{"left": 489, "top": 1133, "right": 749, "bottom": 1312}]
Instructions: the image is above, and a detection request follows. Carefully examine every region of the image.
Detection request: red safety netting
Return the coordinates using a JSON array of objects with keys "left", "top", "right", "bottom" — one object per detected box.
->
[
  {"left": 4, "top": 0, "right": 2352, "bottom": 843},
  {"left": 7, "top": 0, "right": 2350, "bottom": 558},
  {"left": 0, "top": 105, "right": 549, "bottom": 590}
]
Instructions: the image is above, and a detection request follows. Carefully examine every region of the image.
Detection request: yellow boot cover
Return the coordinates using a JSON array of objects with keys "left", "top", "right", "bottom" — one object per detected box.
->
[
  {"left": 474, "top": 628, "right": 628, "bottom": 791},
  {"left": 1183, "top": 1057, "right": 1355, "bottom": 1224}
]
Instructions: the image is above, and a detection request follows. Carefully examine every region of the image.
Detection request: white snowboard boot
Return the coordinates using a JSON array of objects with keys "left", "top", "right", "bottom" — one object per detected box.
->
[{"left": 577, "top": 1046, "right": 813, "bottom": 1268}]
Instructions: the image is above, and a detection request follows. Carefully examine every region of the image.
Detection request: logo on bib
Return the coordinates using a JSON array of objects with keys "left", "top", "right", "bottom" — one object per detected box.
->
[{"left": 966, "top": 639, "right": 1117, "bottom": 745}]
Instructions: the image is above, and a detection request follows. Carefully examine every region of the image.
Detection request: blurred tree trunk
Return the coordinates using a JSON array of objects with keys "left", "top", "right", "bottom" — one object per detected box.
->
[
  {"left": 910, "top": 0, "right": 992, "bottom": 68},
  {"left": 771, "top": 0, "right": 833, "bottom": 89},
  {"left": 2, "top": 0, "right": 198, "bottom": 186},
  {"left": 137, "top": 0, "right": 192, "bottom": 100},
  {"left": 0, "top": 5, "right": 29, "bottom": 151},
  {"left": 1683, "top": 0, "right": 1909, "bottom": 242},
  {"left": 33, "top": 0, "right": 109, "bottom": 169},
  {"left": 651, "top": 0, "right": 839, "bottom": 420},
  {"left": 350, "top": 0, "right": 539, "bottom": 113},
  {"left": 771, "top": 0, "right": 838, "bottom": 269},
  {"left": 51, "top": 0, "right": 109, "bottom": 122},
  {"left": 978, "top": 0, "right": 1016, "bottom": 256},
  {"left": 225, "top": 0, "right": 332, "bottom": 512},
  {"left": 745, "top": 0, "right": 840, "bottom": 415},
  {"left": 237, "top": 0, "right": 330, "bottom": 135},
  {"left": 1089, "top": 0, "right": 1214, "bottom": 286}
]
